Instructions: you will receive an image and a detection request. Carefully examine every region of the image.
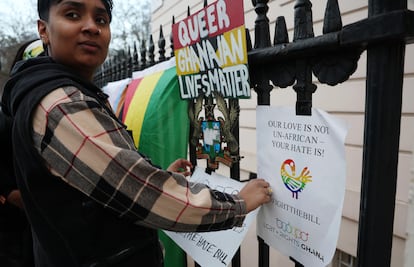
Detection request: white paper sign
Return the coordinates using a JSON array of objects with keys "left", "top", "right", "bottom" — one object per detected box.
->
[
  {"left": 256, "top": 106, "right": 348, "bottom": 267},
  {"left": 164, "top": 167, "right": 258, "bottom": 267}
]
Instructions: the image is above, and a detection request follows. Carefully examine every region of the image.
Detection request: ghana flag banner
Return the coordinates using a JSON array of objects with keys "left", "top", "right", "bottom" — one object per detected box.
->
[
  {"left": 110, "top": 57, "right": 190, "bottom": 267},
  {"left": 122, "top": 58, "right": 189, "bottom": 159}
]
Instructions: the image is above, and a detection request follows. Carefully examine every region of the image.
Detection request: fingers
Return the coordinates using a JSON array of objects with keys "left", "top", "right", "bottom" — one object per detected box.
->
[
  {"left": 254, "top": 179, "right": 273, "bottom": 198},
  {"left": 178, "top": 167, "right": 192, "bottom": 177},
  {"left": 177, "top": 159, "right": 193, "bottom": 169},
  {"left": 263, "top": 185, "right": 273, "bottom": 202},
  {"left": 239, "top": 178, "right": 272, "bottom": 212},
  {"left": 167, "top": 159, "right": 193, "bottom": 176},
  {"left": 177, "top": 159, "right": 193, "bottom": 176},
  {"left": 181, "top": 159, "right": 193, "bottom": 171},
  {"left": 264, "top": 186, "right": 273, "bottom": 197},
  {"left": 255, "top": 178, "right": 270, "bottom": 187}
]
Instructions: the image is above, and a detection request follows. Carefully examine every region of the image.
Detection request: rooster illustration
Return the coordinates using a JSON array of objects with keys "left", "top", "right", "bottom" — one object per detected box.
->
[{"left": 280, "top": 159, "right": 312, "bottom": 199}]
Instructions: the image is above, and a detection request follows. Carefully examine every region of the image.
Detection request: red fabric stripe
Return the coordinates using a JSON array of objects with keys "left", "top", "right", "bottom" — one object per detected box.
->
[{"left": 121, "top": 78, "right": 142, "bottom": 122}]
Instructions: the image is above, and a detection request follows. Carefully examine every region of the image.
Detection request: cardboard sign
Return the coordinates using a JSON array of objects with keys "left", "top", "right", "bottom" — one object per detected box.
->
[
  {"left": 256, "top": 106, "right": 348, "bottom": 267},
  {"left": 172, "top": 0, "right": 250, "bottom": 99},
  {"left": 164, "top": 167, "right": 258, "bottom": 267}
]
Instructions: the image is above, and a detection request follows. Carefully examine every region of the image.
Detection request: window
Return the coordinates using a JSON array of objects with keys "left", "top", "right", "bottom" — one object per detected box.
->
[{"left": 331, "top": 250, "right": 357, "bottom": 267}]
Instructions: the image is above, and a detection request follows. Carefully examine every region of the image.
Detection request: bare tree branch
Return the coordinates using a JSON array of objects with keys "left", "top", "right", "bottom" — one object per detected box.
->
[{"left": 0, "top": 0, "right": 151, "bottom": 74}]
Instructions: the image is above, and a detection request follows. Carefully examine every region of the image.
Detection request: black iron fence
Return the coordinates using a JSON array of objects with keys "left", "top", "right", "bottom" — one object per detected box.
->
[
  {"left": 94, "top": 25, "right": 173, "bottom": 88},
  {"left": 95, "top": 0, "right": 414, "bottom": 266}
]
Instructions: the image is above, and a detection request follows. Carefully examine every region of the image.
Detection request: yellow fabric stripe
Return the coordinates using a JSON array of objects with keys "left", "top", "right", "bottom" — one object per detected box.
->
[{"left": 123, "top": 71, "right": 163, "bottom": 147}]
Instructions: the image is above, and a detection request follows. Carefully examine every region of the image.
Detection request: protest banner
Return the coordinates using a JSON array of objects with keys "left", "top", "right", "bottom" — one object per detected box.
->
[
  {"left": 256, "top": 106, "right": 348, "bottom": 267},
  {"left": 172, "top": 0, "right": 250, "bottom": 99}
]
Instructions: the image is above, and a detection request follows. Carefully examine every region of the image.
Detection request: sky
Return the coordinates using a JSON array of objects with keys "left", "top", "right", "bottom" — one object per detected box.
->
[
  {"left": 0, "top": 0, "right": 33, "bottom": 13},
  {"left": 0, "top": 0, "right": 37, "bottom": 33},
  {"left": 0, "top": 0, "right": 36, "bottom": 18}
]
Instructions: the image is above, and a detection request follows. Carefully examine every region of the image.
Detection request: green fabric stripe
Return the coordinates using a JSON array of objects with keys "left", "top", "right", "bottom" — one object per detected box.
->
[{"left": 138, "top": 67, "right": 189, "bottom": 168}]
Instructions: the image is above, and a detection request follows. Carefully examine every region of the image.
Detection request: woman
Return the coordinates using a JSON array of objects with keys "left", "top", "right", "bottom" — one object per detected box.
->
[{"left": 1, "top": 1, "right": 272, "bottom": 266}]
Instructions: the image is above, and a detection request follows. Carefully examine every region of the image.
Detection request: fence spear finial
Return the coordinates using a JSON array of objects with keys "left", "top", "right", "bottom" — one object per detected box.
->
[
  {"left": 140, "top": 40, "right": 147, "bottom": 70},
  {"left": 323, "top": 0, "right": 342, "bottom": 34},
  {"left": 293, "top": 0, "right": 314, "bottom": 41},
  {"left": 170, "top": 16, "right": 175, "bottom": 58},
  {"left": 149, "top": 34, "right": 155, "bottom": 66},
  {"left": 158, "top": 25, "right": 166, "bottom": 62},
  {"left": 253, "top": 0, "right": 271, "bottom": 49},
  {"left": 274, "top": 16, "right": 289, "bottom": 45}
]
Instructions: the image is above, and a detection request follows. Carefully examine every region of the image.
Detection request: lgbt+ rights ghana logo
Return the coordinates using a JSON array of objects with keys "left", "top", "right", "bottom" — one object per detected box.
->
[{"left": 280, "top": 159, "right": 312, "bottom": 199}]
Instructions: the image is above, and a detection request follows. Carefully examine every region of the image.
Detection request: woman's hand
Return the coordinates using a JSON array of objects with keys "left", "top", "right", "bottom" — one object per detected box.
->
[
  {"left": 7, "top": 190, "right": 25, "bottom": 210},
  {"left": 167, "top": 159, "right": 193, "bottom": 177},
  {"left": 238, "top": 178, "right": 272, "bottom": 213}
]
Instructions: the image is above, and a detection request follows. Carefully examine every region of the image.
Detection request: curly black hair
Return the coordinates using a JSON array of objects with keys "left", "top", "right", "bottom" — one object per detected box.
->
[{"left": 37, "top": 0, "right": 113, "bottom": 22}]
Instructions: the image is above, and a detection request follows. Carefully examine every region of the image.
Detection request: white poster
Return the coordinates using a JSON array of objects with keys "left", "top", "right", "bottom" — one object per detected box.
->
[
  {"left": 256, "top": 106, "right": 348, "bottom": 267},
  {"left": 164, "top": 167, "right": 258, "bottom": 267}
]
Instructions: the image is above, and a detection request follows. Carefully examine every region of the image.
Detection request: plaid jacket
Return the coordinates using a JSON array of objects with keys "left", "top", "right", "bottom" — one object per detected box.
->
[{"left": 31, "top": 85, "right": 247, "bottom": 232}]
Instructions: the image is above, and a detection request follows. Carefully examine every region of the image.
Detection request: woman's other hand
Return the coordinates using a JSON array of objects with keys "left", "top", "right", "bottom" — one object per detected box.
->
[
  {"left": 167, "top": 159, "right": 193, "bottom": 177},
  {"left": 7, "top": 189, "right": 25, "bottom": 209}
]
